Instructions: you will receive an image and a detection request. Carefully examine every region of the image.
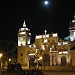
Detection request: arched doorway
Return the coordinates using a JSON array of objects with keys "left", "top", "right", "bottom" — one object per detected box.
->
[
  {"left": 60, "top": 56, "right": 67, "bottom": 66},
  {"left": 43, "top": 53, "right": 50, "bottom": 66},
  {"left": 28, "top": 55, "right": 35, "bottom": 69}
]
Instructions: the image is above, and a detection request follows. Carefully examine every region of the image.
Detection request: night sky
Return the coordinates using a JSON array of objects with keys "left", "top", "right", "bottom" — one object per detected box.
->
[{"left": 0, "top": 0, "right": 75, "bottom": 43}]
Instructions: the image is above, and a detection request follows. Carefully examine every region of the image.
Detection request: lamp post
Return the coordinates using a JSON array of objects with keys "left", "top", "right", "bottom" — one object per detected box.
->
[
  {"left": 0, "top": 53, "right": 2, "bottom": 75},
  {"left": 9, "top": 58, "right": 11, "bottom": 63}
]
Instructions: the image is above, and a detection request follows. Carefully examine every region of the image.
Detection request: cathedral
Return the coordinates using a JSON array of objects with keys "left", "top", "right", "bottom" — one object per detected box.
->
[{"left": 17, "top": 16, "right": 75, "bottom": 70}]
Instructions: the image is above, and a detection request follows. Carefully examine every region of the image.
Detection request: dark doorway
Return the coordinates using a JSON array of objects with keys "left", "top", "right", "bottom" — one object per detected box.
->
[
  {"left": 60, "top": 56, "right": 67, "bottom": 66},
  {"left": 43, "top": 53, "right": 50, "bottom": 66}
]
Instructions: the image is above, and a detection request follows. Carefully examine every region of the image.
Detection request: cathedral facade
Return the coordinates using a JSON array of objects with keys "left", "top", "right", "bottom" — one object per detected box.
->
[{"left": 17, "top": 16, "right": 75, "bottom": 70}]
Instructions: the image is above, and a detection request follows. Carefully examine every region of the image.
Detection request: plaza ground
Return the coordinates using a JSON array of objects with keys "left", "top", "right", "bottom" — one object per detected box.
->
[
  {"left": 1, "top": 70, "right": 75, "bottom": 75},
  {"left": 43, "top": 71, "right": 75, "bottom": 75}
]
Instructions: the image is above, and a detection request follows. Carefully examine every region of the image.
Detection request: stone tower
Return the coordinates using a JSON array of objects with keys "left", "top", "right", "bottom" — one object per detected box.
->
[
  {"left": 17, "top": 21, "right": 31, "bottom": 69},
  {"left": 69, "top": 15, "right": 75, "bottom": 41}
]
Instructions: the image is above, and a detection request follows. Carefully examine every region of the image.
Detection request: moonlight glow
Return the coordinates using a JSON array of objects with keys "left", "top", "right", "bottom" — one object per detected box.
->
[{"left": 44, "top": 1, "right": 48, "bottom": 5}]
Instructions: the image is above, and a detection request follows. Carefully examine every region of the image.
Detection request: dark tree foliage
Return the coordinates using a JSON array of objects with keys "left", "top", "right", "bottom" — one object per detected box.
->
[{"left": 0, "top": 40, "right": 17, "bottom": 62}]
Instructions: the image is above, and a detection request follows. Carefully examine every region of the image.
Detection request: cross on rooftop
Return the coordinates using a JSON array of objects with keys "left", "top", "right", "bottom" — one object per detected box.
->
[{"left": 44, "top": 29, "right": 47, "bottom": 35}]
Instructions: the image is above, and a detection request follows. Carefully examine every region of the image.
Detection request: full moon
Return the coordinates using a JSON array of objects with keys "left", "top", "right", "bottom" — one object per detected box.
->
[{"left": 44, "top": 1, "right": 48, "bottom": 5}]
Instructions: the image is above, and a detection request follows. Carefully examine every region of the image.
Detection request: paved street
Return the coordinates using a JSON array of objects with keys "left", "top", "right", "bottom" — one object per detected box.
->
[
  {"left": 43, "top": 71, "right": 75, "bottom": 75},
  {"left": 1, "top": 70, "right": 75, "bottom": 75}
]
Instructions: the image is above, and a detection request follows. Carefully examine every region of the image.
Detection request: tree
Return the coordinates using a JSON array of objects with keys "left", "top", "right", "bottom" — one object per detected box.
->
[{"left": 0, "top": 40, "right": 17, "bottom": 63}]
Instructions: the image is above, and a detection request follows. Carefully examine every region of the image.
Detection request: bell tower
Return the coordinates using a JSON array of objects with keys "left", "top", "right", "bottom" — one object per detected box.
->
[
  {"left": 69, "top": 15, "right": 75, "bottom": 41},
  {"left": 17, "top": 20, "right": 31, "bottom": 69},
  {"left": 18, "top": 21, "right": 31, "bottom": 46}
]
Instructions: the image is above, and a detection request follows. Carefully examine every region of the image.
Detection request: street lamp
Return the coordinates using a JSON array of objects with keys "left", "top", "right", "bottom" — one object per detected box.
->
[
  {"left": 9, "top": 58, "right": 11, "bottom": 63},
  {"left": 39, "top": 56, "right": 42, "bottom": 60},
  {"left": 0, "top": 53, "right": 2, "bottom": 75},
  {"left": 0, "top": 54, "right": 2, "bottom": 58}
]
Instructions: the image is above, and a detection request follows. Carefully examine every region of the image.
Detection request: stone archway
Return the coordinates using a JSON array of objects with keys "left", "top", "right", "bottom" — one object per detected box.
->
[
  {"left": 43, "top": 53, "right": 50, "bottom": 66},
  {"left": 28, "top": 55, "right": 35, "bottom": 69},
  {"left": 60, "top": 56, "right": 67, "bottom": 66}
]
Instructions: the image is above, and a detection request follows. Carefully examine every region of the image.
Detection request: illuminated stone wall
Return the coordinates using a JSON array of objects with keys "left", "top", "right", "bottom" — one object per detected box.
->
[
  {"left": 18, "top": 46, "right": 29, "bottom": 69},
  {"left": 71, "top": 50, "right": 75, "bottom": 66}
]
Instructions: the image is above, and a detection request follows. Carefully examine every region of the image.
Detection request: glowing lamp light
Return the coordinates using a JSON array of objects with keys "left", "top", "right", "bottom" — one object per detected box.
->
[
  {"left": 0, "top": 53, "right": 2, "bottom": 58},
  {"left": 9, "top": 59, "right": 11, "bottom": 62},
  {"left": 39, "top": 56, "right": 42, "bottom": 60},
  {"left": 44, "top": 1, "right": 48, "bottom": 5}
]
